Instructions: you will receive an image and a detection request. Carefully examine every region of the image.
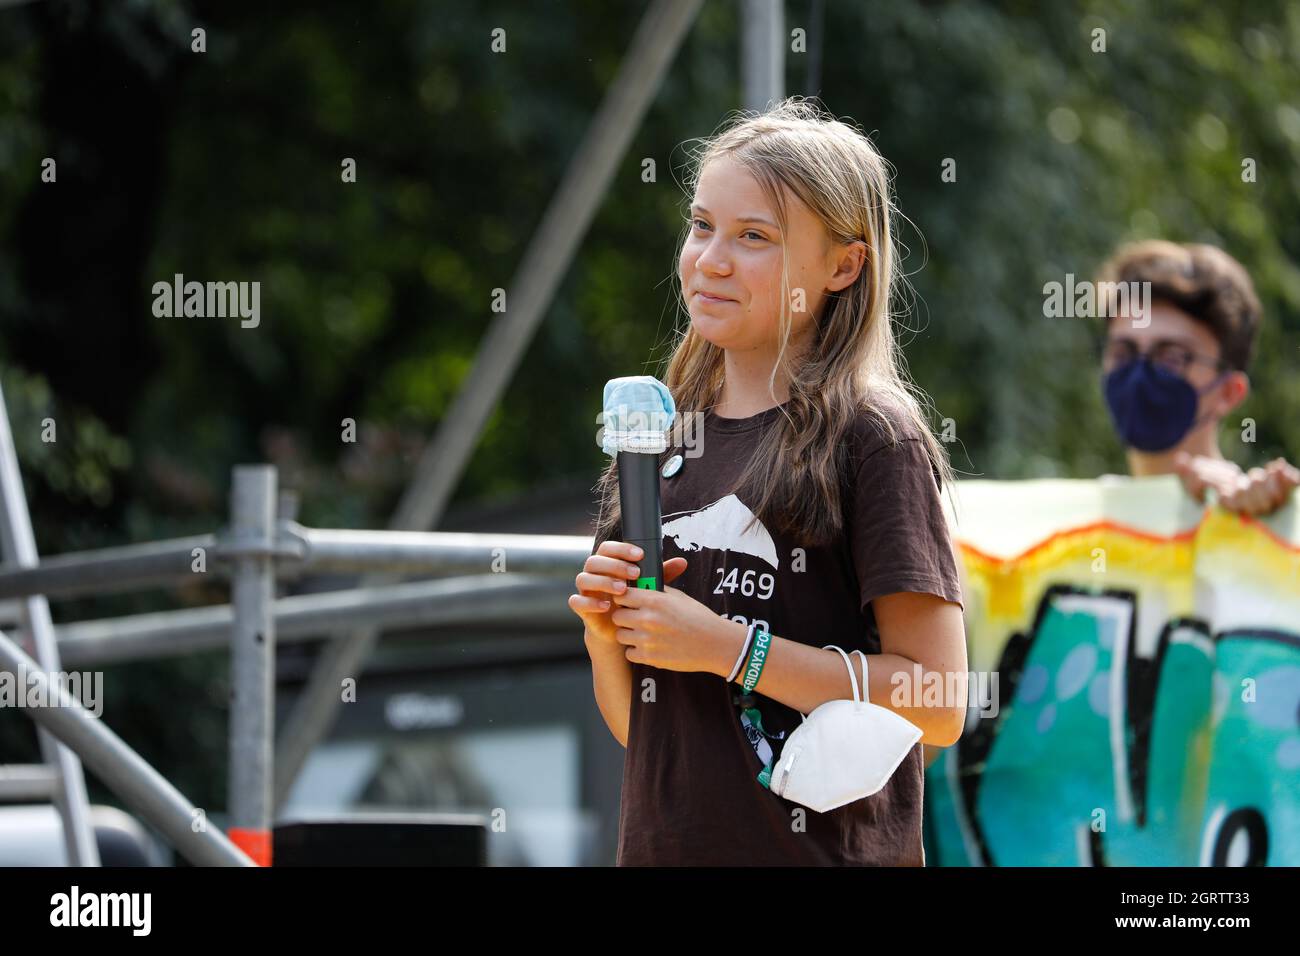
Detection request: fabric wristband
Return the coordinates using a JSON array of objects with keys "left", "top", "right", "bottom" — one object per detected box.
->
[
  {"left": 741, "top": 627, "right": 772, "bottom": 694},
  {"left": 726, "top": 623, "right": 757, "bottom": 684}
]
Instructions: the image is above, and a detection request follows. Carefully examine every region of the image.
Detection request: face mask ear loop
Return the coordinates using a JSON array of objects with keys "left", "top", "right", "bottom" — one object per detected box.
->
[
  {"left": 1197, "top": 368, "right": 1231, "bottom": 395},
  {"left": 853, "top": 650, "right": 870, "bottom": 710},
  {"left": 821, "top": 644, "right": 862, "bottom": 710},
  {"left": 1187, "top": 368, "right": 1233, "bottom": 433}
]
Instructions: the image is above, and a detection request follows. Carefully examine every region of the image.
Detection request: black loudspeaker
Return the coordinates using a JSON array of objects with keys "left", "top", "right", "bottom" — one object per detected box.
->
[{"left": 274, "top": 813, "right": 489, "bottom": 866}]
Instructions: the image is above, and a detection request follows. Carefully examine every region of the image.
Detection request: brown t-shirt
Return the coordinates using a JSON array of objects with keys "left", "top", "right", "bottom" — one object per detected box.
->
[{"left": 591, "top": 399, "right": 964, "bottom": 866}]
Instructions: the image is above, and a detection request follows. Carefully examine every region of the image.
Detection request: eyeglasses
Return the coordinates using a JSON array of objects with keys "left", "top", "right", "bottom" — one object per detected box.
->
[{"left": 1100, "top": 338, "right": 1229, "bottom": 377}]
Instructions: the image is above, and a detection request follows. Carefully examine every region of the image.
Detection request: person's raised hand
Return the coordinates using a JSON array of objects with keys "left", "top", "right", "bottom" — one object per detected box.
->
[
  {"left": 1174, "top": 452, "right": 1300, "bottom": 517},
  {"left": 1172, "top": 452, "right": 1243, "bottom": 505}
]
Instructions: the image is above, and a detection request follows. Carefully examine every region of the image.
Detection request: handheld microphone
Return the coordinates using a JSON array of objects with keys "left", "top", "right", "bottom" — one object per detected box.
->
[{"left": 601, "top": 376, "right": 676, "bottom": 592}]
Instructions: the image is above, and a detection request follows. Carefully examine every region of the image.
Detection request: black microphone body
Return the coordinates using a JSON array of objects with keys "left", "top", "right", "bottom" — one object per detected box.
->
[{"left": 616, "top": 450, "right": 663, "bottom": 591}]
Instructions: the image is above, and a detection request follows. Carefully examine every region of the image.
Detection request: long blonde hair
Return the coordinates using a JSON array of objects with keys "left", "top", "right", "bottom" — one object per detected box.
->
[{"left": 594, "top": 96, "right": 954, "bottom": 547}]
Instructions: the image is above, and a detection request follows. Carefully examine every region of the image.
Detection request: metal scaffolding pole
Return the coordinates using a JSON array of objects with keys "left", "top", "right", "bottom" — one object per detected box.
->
[
  {"left": 56, "top": 574, "right": 573, "bottom": 666},
  {"left": 741, "top": 0, "right": 785, "bottom": 112},
  {"left": 288, "top": 526, "right": 588, "bottom": 576},
  {"left": 273, "top": 0, "right": 705, "bottom": 810},
  {"left": 391, "top": 0, "right": 705, "bottom": 535},
  {"left": 226, "top": 465, "right": 277, "bottom": 866},
  {"left": 0, "top": 525, "right": 591, "bottom": 600},
  {"left": 0, "top": 379, "right": 99, "bottom": 866},
  {"left": 0, "top": 533, "right": 213, "bottom": 601},
  {"left": 0, "top": 627, "right": 254, "bottom": 867}
]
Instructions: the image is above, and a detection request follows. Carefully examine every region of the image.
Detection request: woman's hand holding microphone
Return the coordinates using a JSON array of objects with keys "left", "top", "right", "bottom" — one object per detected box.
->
[
  {"left": 571, "top": 540, "right": 743, "bottom": 678},
  {"left": 569, "top": 541, "right": 689, "bottom": 648}
]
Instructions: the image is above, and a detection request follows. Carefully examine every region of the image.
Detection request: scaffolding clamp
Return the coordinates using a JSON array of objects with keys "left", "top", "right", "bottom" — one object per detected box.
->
[{"left": 211, "top": 520, "right": 308, "bottom": 563}]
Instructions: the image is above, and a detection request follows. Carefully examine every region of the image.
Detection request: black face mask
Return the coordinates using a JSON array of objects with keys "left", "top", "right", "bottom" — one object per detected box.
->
[{"left": 1102, "top": 357, "right": 1228, "bottom": 452}]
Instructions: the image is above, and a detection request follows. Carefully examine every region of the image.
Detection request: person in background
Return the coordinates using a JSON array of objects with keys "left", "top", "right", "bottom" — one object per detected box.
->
[{"left": 1096, "top": 240, "right": 1298, "bottom": 516}]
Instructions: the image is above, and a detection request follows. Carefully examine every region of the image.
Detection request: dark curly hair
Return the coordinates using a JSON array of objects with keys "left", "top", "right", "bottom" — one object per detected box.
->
[{"left": 1096, "top": 240, "right": 1262, "bottom": 372}]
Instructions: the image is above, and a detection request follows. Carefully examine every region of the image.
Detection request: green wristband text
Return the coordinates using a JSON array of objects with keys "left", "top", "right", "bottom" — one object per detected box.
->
[{"left": 742, "top": 628, "right": 771, "bottom": 694}]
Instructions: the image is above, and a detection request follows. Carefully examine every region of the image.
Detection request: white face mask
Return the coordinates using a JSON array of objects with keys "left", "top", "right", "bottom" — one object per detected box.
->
[{"left": 766, "top": 645, "right": 923, "bottom": 814}]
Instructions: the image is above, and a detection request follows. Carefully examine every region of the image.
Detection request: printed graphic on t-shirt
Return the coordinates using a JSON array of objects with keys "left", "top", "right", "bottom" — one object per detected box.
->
[
  {"left": 739, "top": 705, "right": 786, "bottom": 769},
  {"left": 662, "top": 494, "right": 780, "bottom": 569},
  {"left": 661, "top": 493, "right": 789, "bottom": 772}
]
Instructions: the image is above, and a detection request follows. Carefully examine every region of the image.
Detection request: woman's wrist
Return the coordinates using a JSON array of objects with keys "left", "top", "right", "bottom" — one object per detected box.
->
[
  {"left": 711, "top": 618, "right": 751, "bottom": 680},
  {"left": 583, "top": 627, "right": 623, "bottom": 657}
]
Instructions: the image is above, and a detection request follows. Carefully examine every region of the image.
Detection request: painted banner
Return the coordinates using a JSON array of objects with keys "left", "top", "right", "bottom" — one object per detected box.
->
[{"left": 924, "top": 474, "right": 1299, "bottom": 866}]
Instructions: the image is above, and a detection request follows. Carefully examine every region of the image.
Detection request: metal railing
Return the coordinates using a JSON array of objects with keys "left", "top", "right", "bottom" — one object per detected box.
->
[{"left": 0, "top": 460, "right": 593, "bottom": 866}]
